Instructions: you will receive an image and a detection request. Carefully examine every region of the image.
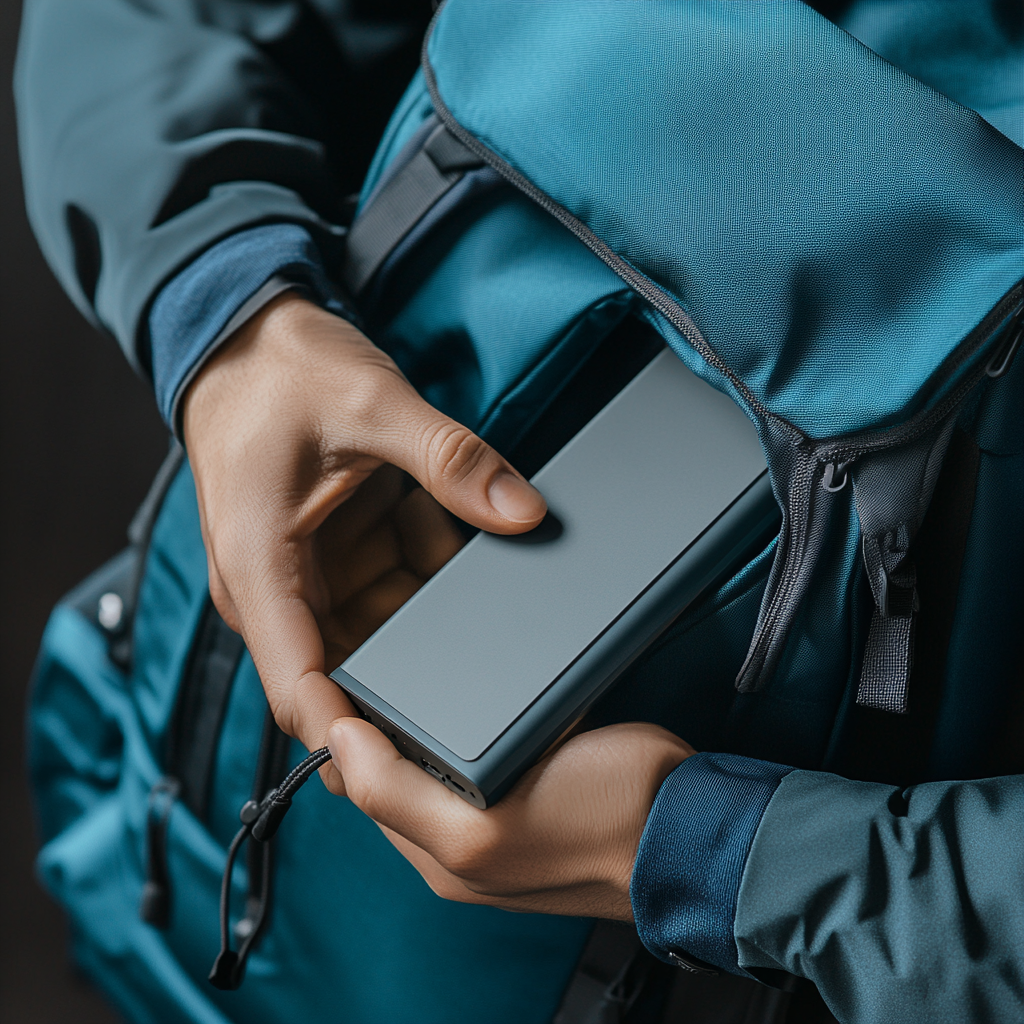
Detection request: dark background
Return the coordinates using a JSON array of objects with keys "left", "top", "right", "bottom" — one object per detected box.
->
[{"left": 0, "top": 3, "right": 167, "bottom": 1020}]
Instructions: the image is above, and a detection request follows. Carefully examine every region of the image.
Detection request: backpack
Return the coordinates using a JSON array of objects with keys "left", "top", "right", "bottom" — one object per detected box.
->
[{"left": 29, "top": 3, "right": 1024, "bottom": 1023}]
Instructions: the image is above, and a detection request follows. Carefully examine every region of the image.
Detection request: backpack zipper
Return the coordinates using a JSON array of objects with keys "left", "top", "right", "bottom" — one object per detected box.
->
[
  {"left": 140, "top": 599, "right": 246, "bottom": 928},
  {"left": 139, "top": 776, "right": 180, "bottom": 929},
  {"left": 738, "top": 297, "right": 1024, "bottom": 697},
  {"left": 420, "top": 27, "right": 1024, "bottom": 699}
]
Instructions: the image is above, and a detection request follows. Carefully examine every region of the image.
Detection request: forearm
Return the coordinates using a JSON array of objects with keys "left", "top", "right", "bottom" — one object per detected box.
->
[
  {"left": 14, "top": 0, "right": 422, "bottom": 374},
  {"left": 737, "top": 769, "right": 1024, "bottom": 1023},
  {"left": 633, "top": 755, "right": 1024, "bottom": 1023}
]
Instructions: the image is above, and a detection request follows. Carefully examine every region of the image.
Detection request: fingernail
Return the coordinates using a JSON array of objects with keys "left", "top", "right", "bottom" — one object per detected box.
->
[{"left": 487, "top": 471, "right": 545, "bottom": 523}]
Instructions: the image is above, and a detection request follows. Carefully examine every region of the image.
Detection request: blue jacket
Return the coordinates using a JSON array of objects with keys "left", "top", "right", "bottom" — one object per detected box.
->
[{"left": 16, "top": 3, "right": 1024, "bottom": 1022}]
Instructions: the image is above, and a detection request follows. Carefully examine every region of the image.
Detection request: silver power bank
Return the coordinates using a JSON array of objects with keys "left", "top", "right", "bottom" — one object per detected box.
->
[{"left": 331, "top": 348, "right": 777, "bottom": 806}]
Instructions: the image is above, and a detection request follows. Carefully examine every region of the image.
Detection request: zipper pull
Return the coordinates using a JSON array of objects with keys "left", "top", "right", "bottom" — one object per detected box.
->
[
  {"left": 986, "top": 313, "right": 1024, "bottom": 380},
  {"left": 209, "top": 747, "right": 332, "bottom": 991},
  {"left": 821, "top": 460, "right": 851, "bottom": 492},
  {"left": 140, "top": 777, "right": 179, "bottom": 928}
]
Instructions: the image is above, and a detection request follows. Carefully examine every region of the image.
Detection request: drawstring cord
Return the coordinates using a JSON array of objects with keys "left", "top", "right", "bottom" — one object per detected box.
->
[{"left": 208, "top": 746, "right": 333, "bottom": 990}]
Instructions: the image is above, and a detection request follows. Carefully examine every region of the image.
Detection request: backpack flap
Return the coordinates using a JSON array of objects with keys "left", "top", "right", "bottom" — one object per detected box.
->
[{"left": 419, "top": 0, "right": 1024, "bottom": 714}]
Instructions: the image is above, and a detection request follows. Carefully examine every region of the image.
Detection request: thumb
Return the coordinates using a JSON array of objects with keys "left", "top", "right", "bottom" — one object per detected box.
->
[{"left": 367, "top": 375, "right": 547, "bottom": 535}]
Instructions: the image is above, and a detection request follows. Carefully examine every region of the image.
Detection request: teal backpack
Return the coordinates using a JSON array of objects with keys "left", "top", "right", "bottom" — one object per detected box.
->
[{"left": 29, "top": 3, "right": 1024, "bottom": 1023}]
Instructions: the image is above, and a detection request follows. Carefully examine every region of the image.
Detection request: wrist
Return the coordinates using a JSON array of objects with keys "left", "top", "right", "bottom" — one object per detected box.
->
[{"left": 181, "top": 292, "right": 360, "bottom": 453}]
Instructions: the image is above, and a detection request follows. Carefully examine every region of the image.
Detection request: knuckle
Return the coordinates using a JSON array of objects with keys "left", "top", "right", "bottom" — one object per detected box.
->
[
  {"left": 265, "top": 693, "right": 300, "bottom": 740},
  {"left": 342, "top": 363, "right": 405, "bottom": 433},
  {"left": 423, "top": 423, "right": 489, "bottom": 488},
  {"left": 345, "top": 373, "right": 391, "bottom": 425}
]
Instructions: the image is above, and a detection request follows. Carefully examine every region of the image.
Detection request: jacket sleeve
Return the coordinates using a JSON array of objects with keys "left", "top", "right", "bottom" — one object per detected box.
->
[
  {"left": 148, "top": 222, "right": 357, "bottom": 433},
  {"left": 632, "top": 752, "right": 1024, "bottom": 1024},
  {"left": 14, "top": 0, "right": 425, "bottom": 376}
]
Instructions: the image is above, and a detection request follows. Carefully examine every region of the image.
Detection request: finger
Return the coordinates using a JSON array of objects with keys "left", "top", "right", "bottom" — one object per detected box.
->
[
  {"left": 351, "top": 372, "right": 546, "bottom": 535},
  {"left": 394, "top": 487, "right": 466, "bottom": 578},
  {"left": 328, "top": 717, "right": 485, "bottom": 865},
  {"left": 315, "top": 463, "right": 405, "bottom": 560},
  {"left": 320, "top": 518, "right": 403, "bottom": 608},
  {"left": 241, "top": 569, "right": 357, "bottom": 755},
  {"left": 323, "top": 567, "right": 423, "bottom": 659}
]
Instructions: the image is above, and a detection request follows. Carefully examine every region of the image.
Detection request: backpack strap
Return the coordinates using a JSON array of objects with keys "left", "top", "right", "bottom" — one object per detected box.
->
[
  {"left": 850, "top": 415, "right": 959, "bottom": 714},
  {"left": 553, "top": 921, "right": 657, "bottom": 1024},
  {"left": 343, "top": 118, "right": 486, "bottom": 295},
  {"left": 65, "top": 438, "right": 185, "bottom": 670},
  {"left": 166, "top": 599, "right": 247, "bottom": 817},
  {"left": 838, "top": 427, "right": 983, "bottom": 785},
  {"left": 551, "top": 921, "right": 837, "bottom": 1024}
]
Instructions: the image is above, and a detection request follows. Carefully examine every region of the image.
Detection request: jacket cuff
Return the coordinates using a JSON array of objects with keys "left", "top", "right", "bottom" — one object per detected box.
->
[
  {"left": 148, "top": 223, "right": 356, "bottom": 436},
  {"left": 630, "top": 751, "right": 793, "bottom": 976}
]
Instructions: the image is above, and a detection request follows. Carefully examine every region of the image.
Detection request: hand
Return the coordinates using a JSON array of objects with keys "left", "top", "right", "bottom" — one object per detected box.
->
[
  {"left": 328, "top": 717, "right": 694, "bottom": 920},
  {"left": 182, "top": 293, "right": 547, "bottom": 787}
]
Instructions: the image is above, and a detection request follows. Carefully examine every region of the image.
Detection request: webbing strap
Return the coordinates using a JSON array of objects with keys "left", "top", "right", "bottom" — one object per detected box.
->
[
  {"left": 856, "top": 608, "right": 916, "bottom": 714},
  {"left": 553, "top": 921, "right": 650, "bottom": 1024},
  {"left": 856, "top": 529, "right": 919, "bottom": 714},
  {"left": 342, "top": 123, "right": 485, "bottom": 295}
]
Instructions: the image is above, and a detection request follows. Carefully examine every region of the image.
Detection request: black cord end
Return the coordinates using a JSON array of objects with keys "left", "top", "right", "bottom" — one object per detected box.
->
[
  {"left": 208, "top": 949, "right": 244, "bottom": 990},
  {"left": 251, "top": 796, "right": 292, "bottom": 843}
]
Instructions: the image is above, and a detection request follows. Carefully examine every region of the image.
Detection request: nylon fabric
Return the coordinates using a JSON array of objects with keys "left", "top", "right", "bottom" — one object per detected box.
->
[
  {"left": 363, "top": 182, "right": 633, "bottom": 449},
  {"left": 855, "top": 611, "right": 915, "bottom": 713},
  {"left": 839, "top": 1, "right": 1024, "bottom": 147},
  {"left": 23, "top": 2, "right": 1024, "bottom": 1021},
  {"left": 426, "top": 0, "right": 1024, "bottom": 438},
  {"left": 736, "top": 769, "right": 1024, "bottom": 1023},
  {"left": 931, "top": 355, "right": 1024, "bottom": 778},
  {"left": 631, "top": 753, "right": 794, "bottom": 976},
  {"left": 15, "top": 0, "right": 418, "bottom": 367},
  {"left": 31, "top": 462, "right": 593, "bottom": 1024}
]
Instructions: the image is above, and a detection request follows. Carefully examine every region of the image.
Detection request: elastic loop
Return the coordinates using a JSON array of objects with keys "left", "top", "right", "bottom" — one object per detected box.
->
[{"left": 207, "top": 747, "right": 332, "bottom": 990}]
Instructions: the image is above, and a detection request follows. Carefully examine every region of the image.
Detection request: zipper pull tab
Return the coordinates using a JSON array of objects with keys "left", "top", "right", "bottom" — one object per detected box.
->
[
  {"left": 208, "top": 747, "right": 332, "bottom": 991},
  {"left": 140, "top": 777, "right": 180, "bottom": 928},
  {"left": 857, "top": 529, "right": 918, "bottom": 714}
]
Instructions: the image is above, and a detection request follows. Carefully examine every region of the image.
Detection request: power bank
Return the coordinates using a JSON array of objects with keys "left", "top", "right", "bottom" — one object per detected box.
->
[{"left": 331, "top": 347, "right": 778, "bottom": 807}]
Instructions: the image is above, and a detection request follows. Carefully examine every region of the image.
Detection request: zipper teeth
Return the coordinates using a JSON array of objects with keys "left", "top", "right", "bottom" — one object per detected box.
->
[
  {"left": 742, "top": 458, "right": 814, "bottom": 682},
  {"left": 421, "top": 6, "right": 1024, "bottom": 467},
  {"left": 813, "top": 294, "right": 1024, "bottom": 464},
  {"left": 421, "top": 1, "right": 1023, "bottom": 692}
]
